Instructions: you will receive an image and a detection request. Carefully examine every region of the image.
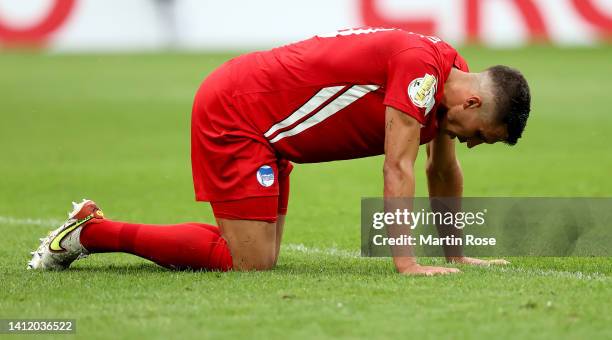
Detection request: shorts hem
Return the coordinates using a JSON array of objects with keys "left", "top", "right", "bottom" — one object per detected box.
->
[{"left": 195, "top": 192, "right": 279, "bottom": 203}]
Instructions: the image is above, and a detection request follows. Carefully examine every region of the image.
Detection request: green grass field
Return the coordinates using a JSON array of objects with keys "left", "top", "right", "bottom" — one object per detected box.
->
[{"left": 1, "top": 46, "right": 611, "bottom": 339}]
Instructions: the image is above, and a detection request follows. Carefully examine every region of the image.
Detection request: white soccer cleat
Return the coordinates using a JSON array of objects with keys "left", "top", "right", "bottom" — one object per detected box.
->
[{"left": 27, "top": 199, "right": 105, "bottom": 270}]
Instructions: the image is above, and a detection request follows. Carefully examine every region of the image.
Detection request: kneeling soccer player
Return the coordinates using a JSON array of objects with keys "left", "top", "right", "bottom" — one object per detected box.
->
[{"left": 29, "top": 27, "right": 531, "bottom": 276}]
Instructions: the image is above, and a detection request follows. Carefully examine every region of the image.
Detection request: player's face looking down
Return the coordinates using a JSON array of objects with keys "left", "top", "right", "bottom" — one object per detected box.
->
[
  {"left": 441, "top": 98, "right": 508, "bottom": 148},
  {"left": 440, "top": 69, "right": 509, "bottom": 148}
]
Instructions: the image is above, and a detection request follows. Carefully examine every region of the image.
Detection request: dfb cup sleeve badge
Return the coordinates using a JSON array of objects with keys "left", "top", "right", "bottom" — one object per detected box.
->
[
  {"left": 408, "top": 74, "right": 437, "bottom": 115},
  {"left": 256, "top": 165, "right": 275, "bottom": 187}
]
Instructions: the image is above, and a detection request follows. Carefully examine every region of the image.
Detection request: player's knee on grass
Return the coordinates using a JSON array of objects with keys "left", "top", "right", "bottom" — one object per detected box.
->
[
  {"left": 217, "top": 218, "right": 277, "bottom": 271},
  {"left": 209, "top": 188, "right": 290, "bottom": 270}
]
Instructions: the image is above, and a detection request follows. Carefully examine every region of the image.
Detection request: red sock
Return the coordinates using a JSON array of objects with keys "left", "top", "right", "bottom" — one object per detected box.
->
[{"left": 80, "top": 220, "right": 232, "bottom": 271}]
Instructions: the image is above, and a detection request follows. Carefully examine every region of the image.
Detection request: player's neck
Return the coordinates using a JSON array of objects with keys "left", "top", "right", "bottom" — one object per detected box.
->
[{"left": 442, "top": 69, "right": 481, "bottom": 107}]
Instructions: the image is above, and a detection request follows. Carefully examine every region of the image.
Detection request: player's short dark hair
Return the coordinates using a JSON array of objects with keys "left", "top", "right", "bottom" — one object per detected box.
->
[{"left": 486, "top": 65, "right": 531, "bottom": 145}]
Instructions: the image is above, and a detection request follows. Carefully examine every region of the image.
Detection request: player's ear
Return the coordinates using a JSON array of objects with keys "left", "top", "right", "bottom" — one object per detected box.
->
[{"left": 463, "top": 96, "right": 482, "bottom": 110}]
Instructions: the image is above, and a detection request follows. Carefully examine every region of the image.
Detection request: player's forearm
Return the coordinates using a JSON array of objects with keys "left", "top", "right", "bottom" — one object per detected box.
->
[
  {"left": 383, "top": 163, "right": 418, "bottom": 270},
  {"left": 426, "top": 159, "right": 463, "bottom": 197},
  {"left": 383, "top": 161, "right": 415, "bottom": 197},
  {"left": 426, "top": 161, "right": 464, "bottom": 259}
]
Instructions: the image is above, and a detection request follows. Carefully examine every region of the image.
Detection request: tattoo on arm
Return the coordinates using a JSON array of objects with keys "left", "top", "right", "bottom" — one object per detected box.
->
[{"left": 386, "top": 117, "right": 393, "bottom": 130}]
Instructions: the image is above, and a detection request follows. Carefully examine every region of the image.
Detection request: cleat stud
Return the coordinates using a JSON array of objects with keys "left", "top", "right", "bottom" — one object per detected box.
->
[
  {"left": 30, "top": 251, "right": 35, "bottom": 255},
  {"left": 39, "top": 238, "right": 45, "bottom": 242}
]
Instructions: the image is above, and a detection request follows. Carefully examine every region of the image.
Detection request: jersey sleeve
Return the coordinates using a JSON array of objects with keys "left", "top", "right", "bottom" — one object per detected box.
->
[{"left": 383, "top": 48, "right": 442, "bottom": 124}]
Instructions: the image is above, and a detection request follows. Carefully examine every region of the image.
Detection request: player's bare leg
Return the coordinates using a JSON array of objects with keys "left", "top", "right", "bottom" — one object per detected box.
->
[
  {"left": 273, "top": 214, "right": 286, "bottom": 265},
  {"left": 217, "top": 218, "right": 277, "bottom": 271}
]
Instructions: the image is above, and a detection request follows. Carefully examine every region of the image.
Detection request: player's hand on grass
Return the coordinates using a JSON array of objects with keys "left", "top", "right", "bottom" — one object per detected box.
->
[
  {"left": 399, "top": 264, "right": 461, "bottom": 276},
  {"left": 447, "top": 257, "right": 510, "bottom": 266}
]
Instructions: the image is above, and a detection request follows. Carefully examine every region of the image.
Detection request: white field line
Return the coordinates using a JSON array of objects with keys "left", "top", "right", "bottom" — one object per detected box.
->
[
  {"left": 0, "top": 216, "right": 63, "bottom": 227},
  {"left": 492, "top": 266, "right": 607, "bottom": 281},
  {"left": 2, "top": 215, "right": 608, "bottom": 280},
  {"left": 282, "top": 243, "right": 361, "bottom": 258}
]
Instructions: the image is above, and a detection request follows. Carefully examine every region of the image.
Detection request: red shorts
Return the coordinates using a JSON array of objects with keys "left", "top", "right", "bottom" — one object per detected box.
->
[{"left": 191, "top": 66, "right": 292, "bottom": 222}]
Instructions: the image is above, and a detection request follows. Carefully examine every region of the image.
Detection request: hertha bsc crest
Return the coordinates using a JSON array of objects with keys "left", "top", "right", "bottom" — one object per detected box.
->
[
  {"left": 256, "top": 165, "right": 275, "bottom": 187},
  {"left": 408, "top": 74, "right": 437, "bottom": 115}
]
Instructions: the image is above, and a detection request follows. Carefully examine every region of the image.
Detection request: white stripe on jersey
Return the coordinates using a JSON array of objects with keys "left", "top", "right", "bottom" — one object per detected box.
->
[
  {"left": 263, "top": 86, "right": 345, "bottom": 138},
  {"left": 268, "top": 85, "right": 379, "bottom": 144}
]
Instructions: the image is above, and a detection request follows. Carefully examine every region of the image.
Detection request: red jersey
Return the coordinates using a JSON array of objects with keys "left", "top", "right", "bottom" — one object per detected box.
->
[
  {"left": 206, "top": 28, "right": 468, "bottom": 163},
  {"left": 192, "top": 28, "right": 470, "bottom": 204}
]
